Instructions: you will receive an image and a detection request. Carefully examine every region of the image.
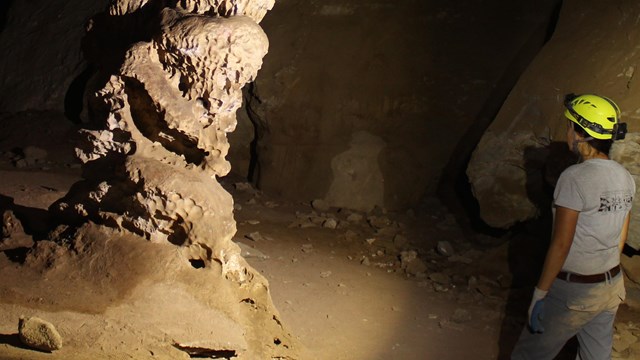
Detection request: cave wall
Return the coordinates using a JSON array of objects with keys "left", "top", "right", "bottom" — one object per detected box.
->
[
  {"left": 228, "top": 0, "right": 560, "bottom": 212},
  {"left": 467, "top": 0, "right": 640, "bottom": 250},
  {"left": 0, "top": 0, "right": 108, "bottom": 114}
]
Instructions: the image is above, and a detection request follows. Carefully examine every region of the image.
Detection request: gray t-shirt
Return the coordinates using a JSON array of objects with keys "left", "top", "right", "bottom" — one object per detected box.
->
[{"left": 554, "top": 158, "right": 635, "bottom": 275}]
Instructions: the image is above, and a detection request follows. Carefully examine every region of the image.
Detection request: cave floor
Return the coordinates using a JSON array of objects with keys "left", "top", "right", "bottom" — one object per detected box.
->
[{"left": 1, "top": 142, "right": 640, "bottom": 359}]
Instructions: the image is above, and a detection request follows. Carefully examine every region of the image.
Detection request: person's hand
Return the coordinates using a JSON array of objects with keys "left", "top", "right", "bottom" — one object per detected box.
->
[{"left": 528, "top": 287, "right": 548, "bottom": 333}]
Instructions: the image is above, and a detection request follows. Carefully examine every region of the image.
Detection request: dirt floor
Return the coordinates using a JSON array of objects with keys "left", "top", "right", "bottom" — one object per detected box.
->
[{"left": 1, "top": 113, "right": 640, "bottom": 359}]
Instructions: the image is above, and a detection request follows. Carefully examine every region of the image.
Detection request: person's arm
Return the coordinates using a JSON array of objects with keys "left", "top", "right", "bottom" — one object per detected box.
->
[
  {"left": 536, "top": 206, "right": 579, "bottom": 291},
  {"left": 619, "top": 212, "right": 631, "bottom": 253}
]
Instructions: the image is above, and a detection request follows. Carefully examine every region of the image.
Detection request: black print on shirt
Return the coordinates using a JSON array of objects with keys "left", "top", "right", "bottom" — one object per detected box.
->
[{"left": 599, "top": 193, "right": 633, "bottom": 213}]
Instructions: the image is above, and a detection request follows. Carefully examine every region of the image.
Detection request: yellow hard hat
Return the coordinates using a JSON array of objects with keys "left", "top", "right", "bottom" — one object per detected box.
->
[{"left": 564, "top": 93, "right": 625, "bottom": 140}]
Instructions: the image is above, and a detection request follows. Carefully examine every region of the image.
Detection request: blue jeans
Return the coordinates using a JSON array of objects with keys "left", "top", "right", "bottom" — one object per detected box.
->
[{"left": 511, "top": 272, "right": 625, "bottom": 360}]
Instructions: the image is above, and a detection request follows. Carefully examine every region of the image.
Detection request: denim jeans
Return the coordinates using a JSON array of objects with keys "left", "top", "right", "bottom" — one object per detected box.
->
[{"left": 511, "top": 271, "right": 625, "bottom": 360}]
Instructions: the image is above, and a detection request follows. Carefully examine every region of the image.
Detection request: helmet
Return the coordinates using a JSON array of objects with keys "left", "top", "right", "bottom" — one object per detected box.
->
[{"left": 564, "top": 93, "right": 626, "bottom": 140}]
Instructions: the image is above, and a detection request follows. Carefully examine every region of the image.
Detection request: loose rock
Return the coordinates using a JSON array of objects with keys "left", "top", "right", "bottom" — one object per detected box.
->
[
  {"left": 436, "top": 240, "right": 454, "bottom": 257},
  {"left": 18, "top": 316, "right": 63, "bottom": 352},
  {"left": 311, "top": 199, "right": 330, "bottom": 212},
  {"left": 322, "top": 218, "right": 338, "bottom": 229}
]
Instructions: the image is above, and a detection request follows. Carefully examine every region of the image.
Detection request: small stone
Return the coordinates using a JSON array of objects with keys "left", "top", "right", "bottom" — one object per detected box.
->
[
  {"left": 246, "top": 220, "right": 260, "bottom": 225},
  {"left": 23, "top": 146, "right": 48, "bottom": 164},
  {"left": 400, "top": 250, "right": 417, "bottom": 264},
  {"left": 309, "top": 215, "right": 325, "bottom": 225},
  {"left": 361, "top": 256, "right": 371, "bottom": 266},
  {"left": 311, "top": 199, "right": 330, "bottom": 212},
  {"left": 405, "top": 259, "right": 427, "bottom": 276},
  {"left": 236, "top": 242, "right": 269, "bottom": 259},
  {"left": 393, "top": 234, "right": 408, "bottom": 248},
  {"left": 322, "top": 218, "right": 338, "bottom": 229},
  {"left": 301, "top": 244, "right": 314, "bottom": 253},
  {"left": 346, "top": 213, "right": 363, "bottom": 222},
  {"left": 613, "top": 329, "right": 638, "bottom": 353},
  {"left": 433, "top": 283, "right": 449, "bottom": 292},
  {"left": 439, "top": 319, "right": 463, "bottom": 331},
  {"left": 436, "top": 241, "right": 455, "bottom": 257},
  {"left": 320, "top": 271, "right": 332, "bottom": 278},
  {"left": 14, "top": 159, "right": 28, "bottom": 168},
  {"left": 245, "top": 231, "right": 265, "bottom": 242},
  {"left": 367, "top": 215, "right": 392, "bottom": 229},
  {"left": 18, "top": 316, "right": 63, "bottom": 352},
  {"left": 365, "top": 238, "right": 376, "bottom": 245}
]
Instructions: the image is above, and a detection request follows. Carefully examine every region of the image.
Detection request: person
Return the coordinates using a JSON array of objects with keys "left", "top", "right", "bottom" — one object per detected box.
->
[{"left": 511, "top": 93, "right": 635, "bottom": 359}]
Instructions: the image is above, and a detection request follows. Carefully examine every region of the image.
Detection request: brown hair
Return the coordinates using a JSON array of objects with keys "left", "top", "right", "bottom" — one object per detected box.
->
[{"left": 573, "top": 122, "right": 612, "bottom": 156}]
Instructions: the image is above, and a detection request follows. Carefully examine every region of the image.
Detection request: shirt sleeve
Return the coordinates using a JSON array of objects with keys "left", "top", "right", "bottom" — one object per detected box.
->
[{"left": 554, "top": 170, "right": 584, "bottom": 211}]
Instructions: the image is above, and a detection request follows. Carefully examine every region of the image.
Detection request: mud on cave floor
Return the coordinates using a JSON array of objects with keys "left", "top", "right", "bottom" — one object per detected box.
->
[{"left": 2, "top": 160, "right": 640, "bottom": 358}]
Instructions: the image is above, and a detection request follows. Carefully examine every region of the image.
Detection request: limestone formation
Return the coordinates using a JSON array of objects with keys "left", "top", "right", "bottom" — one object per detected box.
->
[
  {"left": 38, "top": 0, "right": 302, "bottom": 357},
  {"left": 53, "top": 5, "right": 269, "bottom": 278}
]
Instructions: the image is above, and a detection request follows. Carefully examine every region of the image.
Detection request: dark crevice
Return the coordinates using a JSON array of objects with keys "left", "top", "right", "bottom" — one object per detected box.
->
[
  {"left": 1, "top": 195, "right": 51, "bottom": 241},
  {"left": 243, "top": 82, "right": 264, "bottom": 184},
  {"left": 2, "top": 247, "right": 29, "bottom": 264},
  {"left": 64, "top": 65, "right": 96, "bottom": 124},
  {"left": 435, "top": 1, "right": 563, "bottom": 242},
  {"left": 173, "top": 344, "right": 237, "bottom": 359},
  {"left": 189, "top": 259, "right": 205, "bottom": 269}
]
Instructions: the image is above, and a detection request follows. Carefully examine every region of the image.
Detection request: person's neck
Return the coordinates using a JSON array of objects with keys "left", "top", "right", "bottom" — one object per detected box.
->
[{"left": 581, "top": 152, "right": 608, "bottom": 161}]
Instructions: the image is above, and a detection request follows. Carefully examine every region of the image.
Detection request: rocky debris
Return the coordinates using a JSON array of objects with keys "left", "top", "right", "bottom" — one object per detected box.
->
[
  {"left": 1, "top": 211, "right": 34, "bottom": 251},
  {"left": 18, "top": 316, "right": 63, "bottom": 352},
  {"left": 399, "top": 250, "right": 427, "bottom": 277},
  {"left": 236, "top": 241, "right": 269, "bottom": 260},
  {"left": 245, "top": 231, "right": 267, "bottom": 242},
  {"left": 613, "top": 322, "right": 640, "bottom": 359},
  {"left": 6, "top": 146, "right": 49, "bottom": 168}
]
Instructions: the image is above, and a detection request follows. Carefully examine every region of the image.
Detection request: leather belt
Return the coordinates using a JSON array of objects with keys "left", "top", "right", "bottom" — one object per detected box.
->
[{"left": 557, "top": 265, "right": 621, "bottom": 283}]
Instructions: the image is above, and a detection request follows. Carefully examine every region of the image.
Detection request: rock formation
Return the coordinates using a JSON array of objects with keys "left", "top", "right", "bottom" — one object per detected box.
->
[{"left": 0, "top": 0, "right": 305, "bottom": 358}]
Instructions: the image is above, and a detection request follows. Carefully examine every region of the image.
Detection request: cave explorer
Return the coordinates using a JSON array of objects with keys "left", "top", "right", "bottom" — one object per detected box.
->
[{"left": 511, "top": 93, "right": 635, "bottom": 359}]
